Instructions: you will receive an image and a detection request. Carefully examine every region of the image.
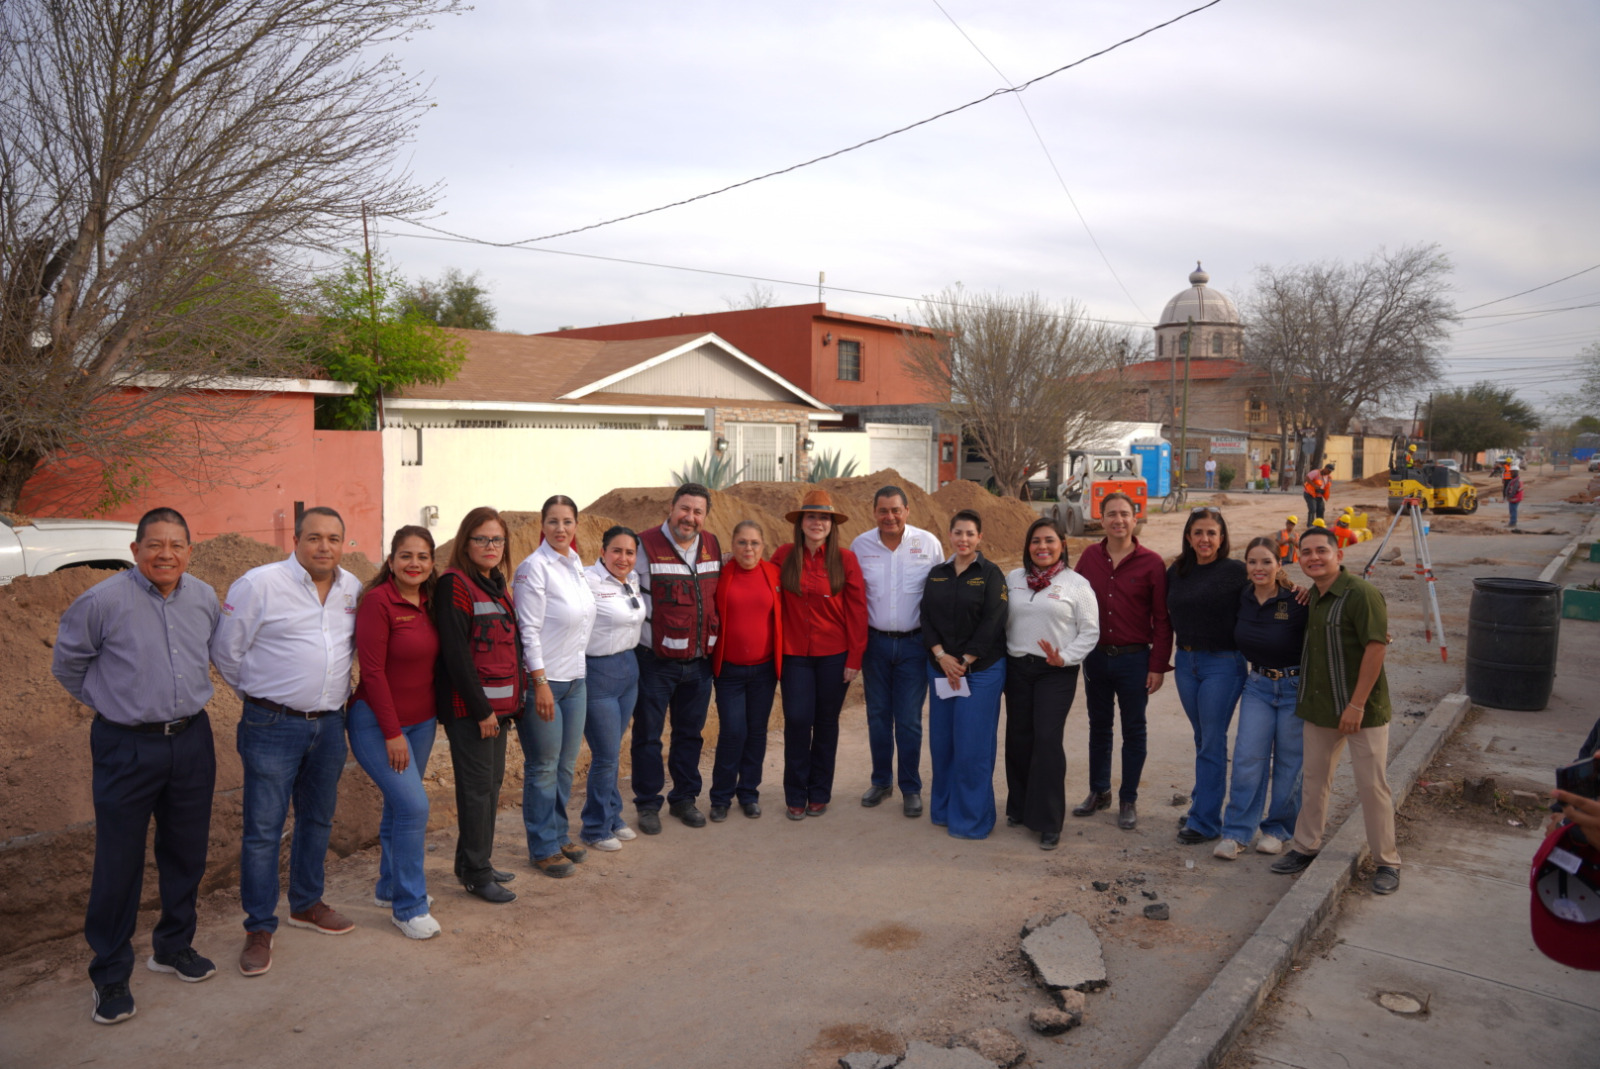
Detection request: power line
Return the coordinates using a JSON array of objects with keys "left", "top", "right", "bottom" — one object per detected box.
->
[
  {"left": 930, "top": 0, "right": 1151, "bottom": 322},
  {"left": 389, "top": 0, "right": 1225, "bottom": 248},
  {"left": 1455, "top": 263, "right": 1600, "bottom": 314}
]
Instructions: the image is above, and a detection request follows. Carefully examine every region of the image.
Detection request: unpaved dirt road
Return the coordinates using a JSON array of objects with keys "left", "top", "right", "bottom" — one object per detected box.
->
[{"left": 0, "top": 475, "right": 1587, "bottom": 1069}]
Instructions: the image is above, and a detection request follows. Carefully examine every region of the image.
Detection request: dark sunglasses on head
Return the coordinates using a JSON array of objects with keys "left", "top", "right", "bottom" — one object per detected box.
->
[{"left": 1190, "top": 506, "right": 1222, "bottom": 516}]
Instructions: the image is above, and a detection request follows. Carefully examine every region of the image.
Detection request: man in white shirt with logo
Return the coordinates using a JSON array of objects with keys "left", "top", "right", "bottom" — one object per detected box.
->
[
  {"left": 850, "top": 485, "right": 938, "bottom": 818},
  {"left": 211, "top": 506, "right": 363, "bottom": 978}
]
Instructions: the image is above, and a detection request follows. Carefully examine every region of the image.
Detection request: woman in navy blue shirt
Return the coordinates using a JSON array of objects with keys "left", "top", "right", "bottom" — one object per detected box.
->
[{"left": 1215, "top": 535, "right": 1309, "bottom": 860}]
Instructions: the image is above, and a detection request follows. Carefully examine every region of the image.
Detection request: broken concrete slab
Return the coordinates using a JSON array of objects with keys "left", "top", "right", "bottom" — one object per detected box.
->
[
  {"left": 1143, "top": 902, "right": 1170, "bottom": 921},
  {"left": 958, "top": 1027, "right": 1025, "bottom": 1068},
  {"left": 897, "top": 1040, "right": 996, "bottom": 1069},
  {"left": 1021, "top": 911, "right": 1107, "bottom": 992},
  {"left": 1028, "top": 1007, "right": 1084, "bottom": 1036},
  {"left": 839, "top": 1053, "right": 897, "bottom": 1069}
]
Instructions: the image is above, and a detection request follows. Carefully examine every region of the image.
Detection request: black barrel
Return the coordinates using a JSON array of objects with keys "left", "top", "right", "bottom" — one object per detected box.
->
[{"left": 1465, "top": 578, "right": 1561, "bottom": 711}]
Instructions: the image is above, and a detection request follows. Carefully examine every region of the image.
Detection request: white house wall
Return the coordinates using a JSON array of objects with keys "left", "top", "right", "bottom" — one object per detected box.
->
[
  {"left": 809, "top": 429, "right": 876, "bottom": 481},
  {"left": 383, "top": 425, "right": 711, "bottom": 537}
]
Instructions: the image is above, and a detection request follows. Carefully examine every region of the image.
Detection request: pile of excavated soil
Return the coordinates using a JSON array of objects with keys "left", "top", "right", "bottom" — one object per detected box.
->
[
  {"left": 187, "top": 532, "right": 285, "bottom": 595},
  {"left": 931, "top": 480, "right": 1043, "bottom": 563}
]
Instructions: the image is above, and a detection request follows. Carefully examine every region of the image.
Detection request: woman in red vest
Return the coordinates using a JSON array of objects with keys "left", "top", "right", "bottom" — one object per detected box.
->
[
  {"left": 771, "top": 490, "right": 868, "bottom": 820},
  {"left": 434, "top": 507, "right": 522, "bottom": 905},
  {"left": 708, "top": 520, "right": 784, "bottom": 821}
]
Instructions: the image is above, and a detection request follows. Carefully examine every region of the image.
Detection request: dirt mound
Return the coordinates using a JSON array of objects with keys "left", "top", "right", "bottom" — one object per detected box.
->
[
  {"left": 1355, "top": 470, "right": 1393, "bottom": 488},
  {"left": 187, "top": 532, "right": 285, "bottom": 595},
  {"left": 586, "top": 486, "right": 789, "bottom": 555},
  {"left": 931, "top": 480, "right": 1041, "bottom": 561}
]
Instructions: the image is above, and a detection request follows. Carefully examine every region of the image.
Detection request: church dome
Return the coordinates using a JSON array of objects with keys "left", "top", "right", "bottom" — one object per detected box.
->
[{"left": 1158, "top": 261, "right": 1240, "bottom": 328}]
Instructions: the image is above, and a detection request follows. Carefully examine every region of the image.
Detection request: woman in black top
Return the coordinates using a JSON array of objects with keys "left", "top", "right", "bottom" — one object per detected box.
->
[
  {"left": 1216, "top": 536, "right": 1309, "bottom": 859},
  {"left": 921, "top": 509, "right": 1008, "bottom": 839},
  {"left": 1167, "top": 507, "right": 1248, "bottom": 846}
]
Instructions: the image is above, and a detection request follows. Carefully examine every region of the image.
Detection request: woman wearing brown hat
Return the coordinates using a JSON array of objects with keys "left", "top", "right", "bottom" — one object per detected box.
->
[{"left": 770, "top": 489, "right": 868, "bottom": 820}]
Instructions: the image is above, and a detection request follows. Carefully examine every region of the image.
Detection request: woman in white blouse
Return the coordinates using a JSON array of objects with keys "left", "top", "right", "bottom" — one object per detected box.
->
[
  {"left": 512, "top": 495, "right": 597, "bottom": 878},
  {"left": 580, "top": 526, "right": 648, "bottom": 851},
  {"left": 1003, "top": 517, "right": 1100, "bottom": 850}
]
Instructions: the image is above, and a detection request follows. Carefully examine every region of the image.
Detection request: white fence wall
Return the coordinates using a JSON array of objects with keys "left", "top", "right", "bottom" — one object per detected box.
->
[
  {"left": 383, "top": 425, "right": 713, "bottom": 536},
  {"left": 809, "top": 429, "right": 875, "bottom": 479}
]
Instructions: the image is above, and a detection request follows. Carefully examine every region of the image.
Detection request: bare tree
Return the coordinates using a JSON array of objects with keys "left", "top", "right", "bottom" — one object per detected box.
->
[
  {"left": 904, "top": 288, "right": 1132, "bottom": 499},
  {"left": 0, "top": 0, "right": 461, "bottom": 512},
  {"left": 721, "top": 283, "right": 777, "bottom": 311},
  {"left": 1241, "top": 244, "right": 1457, "bottom": 480}
]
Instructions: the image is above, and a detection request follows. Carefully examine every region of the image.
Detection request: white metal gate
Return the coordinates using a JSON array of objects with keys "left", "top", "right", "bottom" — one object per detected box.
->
[{"left": 731, "top": 422, "right": 796, "bottom": 482}]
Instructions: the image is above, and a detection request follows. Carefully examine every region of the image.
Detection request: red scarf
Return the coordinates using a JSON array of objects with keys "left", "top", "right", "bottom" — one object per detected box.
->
[{"left": 1026, "top": 560, "right": 1065, "bottom": 593}]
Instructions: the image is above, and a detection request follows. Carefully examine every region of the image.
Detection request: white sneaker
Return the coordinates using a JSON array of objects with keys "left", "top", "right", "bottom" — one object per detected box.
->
[
  {"left": 585, "top": 836, "right": 623, "bottom": 852},
  {"left": 612, "top": 825, "right": 638, "bottom": 841},
  {"left": 1213, "top": 838, "right": 1243, "bottom": 860},
  {"left": 391, "top": 913, "right": 441, "bottom": 940},
  {"left": 1255, "top": 834, "right": 1284, "bottom": 855},
  {"left": 374, "top": 893, "right": 435, "bottom": 909}
]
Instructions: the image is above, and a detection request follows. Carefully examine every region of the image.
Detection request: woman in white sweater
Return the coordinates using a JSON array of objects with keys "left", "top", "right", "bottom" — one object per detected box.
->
[{"left": 1003, "top": 517, "right": 1100, "bottom": 850}]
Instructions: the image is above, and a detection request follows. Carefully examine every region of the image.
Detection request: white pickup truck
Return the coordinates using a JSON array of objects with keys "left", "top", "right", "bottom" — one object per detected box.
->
[{"left": 0, "top": 516, "right": 137, "bottom": 584}]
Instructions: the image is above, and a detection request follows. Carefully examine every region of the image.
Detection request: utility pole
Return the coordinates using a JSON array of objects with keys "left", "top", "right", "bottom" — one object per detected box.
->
[
  {"left": 818, "top": 270, "right": 825, "bottom": 303},
  {"left": 1177, "top": 316, "right": 1194, "bottom": 490},
  {"left": 362, "top": 202, "right": 384, "bottom": 429}
]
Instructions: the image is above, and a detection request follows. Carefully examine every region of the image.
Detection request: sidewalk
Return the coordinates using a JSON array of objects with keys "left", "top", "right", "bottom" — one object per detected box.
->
[{"left": 1229, "top": 532, "right": 1600, "bottom": 1068}]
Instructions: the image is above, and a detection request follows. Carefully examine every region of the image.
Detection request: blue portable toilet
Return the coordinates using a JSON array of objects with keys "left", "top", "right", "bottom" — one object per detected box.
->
[{"left": 1131, "top": 439, "right": 1171, "bottom": 498}]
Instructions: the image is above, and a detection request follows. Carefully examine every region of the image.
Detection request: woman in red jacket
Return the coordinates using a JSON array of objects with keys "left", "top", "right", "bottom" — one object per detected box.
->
[
  {"left": 771, "top": 490, "right": 868, "bottom": 820},
  {"left": 709, "top": 520, "right": 784, "bottom": 822},
  {"left": 434, "top": 507, "right": 522, "bottom": 905},
  {"left": 350, "top": 526, "right": 442, "bottom": 939}
]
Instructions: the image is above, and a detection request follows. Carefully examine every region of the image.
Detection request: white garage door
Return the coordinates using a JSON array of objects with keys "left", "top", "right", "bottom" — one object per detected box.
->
[{"left": 867, "top": 424, "right": 932, "bottom": 491}]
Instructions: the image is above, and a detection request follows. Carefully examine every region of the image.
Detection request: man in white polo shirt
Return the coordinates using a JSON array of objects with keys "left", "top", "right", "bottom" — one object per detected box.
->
[
  {"left": 211, "top": 506, "right": 362, "bottom": 978},
  {"left": 850, "top": 485, "right": 939, "bottom": 818}
]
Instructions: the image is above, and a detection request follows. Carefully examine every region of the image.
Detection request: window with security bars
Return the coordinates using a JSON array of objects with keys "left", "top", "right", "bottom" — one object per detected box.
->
[{"left": 837, "top": 339, "right": 861, "bottom": 381}]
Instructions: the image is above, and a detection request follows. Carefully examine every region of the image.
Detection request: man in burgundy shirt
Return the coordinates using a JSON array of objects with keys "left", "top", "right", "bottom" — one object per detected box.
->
[{"left": 1072, "top": 492, "right": 1172, "bottom": 830}]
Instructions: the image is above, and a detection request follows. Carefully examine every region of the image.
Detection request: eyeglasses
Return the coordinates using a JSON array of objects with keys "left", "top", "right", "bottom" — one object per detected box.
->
[{"left": 469, "top": 536, "right": 506, "bottom": 548}]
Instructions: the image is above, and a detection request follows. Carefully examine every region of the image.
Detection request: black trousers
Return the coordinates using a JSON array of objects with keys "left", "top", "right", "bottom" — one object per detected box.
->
[
  {"left": 86, "top": 713, "right": 215, "bottom": 985},
  {"left": 440, "top": 712, "right": 509, "bottom": 887},
  {"left": 1003, "top": 656, "right": 1080, "bottom": 835}
]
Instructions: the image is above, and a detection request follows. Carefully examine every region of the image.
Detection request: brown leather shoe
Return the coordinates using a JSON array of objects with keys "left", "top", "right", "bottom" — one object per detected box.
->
[
  {"left": 286, "top": 902, "right": 354, "bottom": 935},
  {"left": 559, "top": 842, "right": 587, "bottom": 863},
  {"left": 1071, "top": 790, "right": 1112, "bottom": 817},
  {"left": 533, "top": 854, "right": 575, "bottom": 878},
  {"left": 238, "top": 931, "right": 273, "bottom": 977},
  {"left": 1118, "top": 801, "right": 1138, "bottom": 829}
]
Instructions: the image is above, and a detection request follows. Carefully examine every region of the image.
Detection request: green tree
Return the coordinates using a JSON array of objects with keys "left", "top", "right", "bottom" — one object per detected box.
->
[
  {"left": 301, "top": 253, "right": 466, "bottom": 430},
  {"left": 396, "top": 268, "right": 498, "bottom": 330},
  {"left": 1428, "top": 382, "right": 1540, "bottom": 459}
]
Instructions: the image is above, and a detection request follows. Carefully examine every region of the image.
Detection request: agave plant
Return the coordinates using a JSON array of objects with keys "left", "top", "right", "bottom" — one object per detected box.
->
[
  {"left": 670, "top": 453, "right": 746, "bottom": 491},
  {"left": 807, "top": 449, "right": 860, "bottom": 482}
]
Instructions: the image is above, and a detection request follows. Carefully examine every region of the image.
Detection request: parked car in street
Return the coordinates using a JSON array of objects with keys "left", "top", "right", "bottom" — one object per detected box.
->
[
  {"left": 1588, "top": 456, "right": 1600, "bottom": 473},
  {"left": 0, "top": 516, "right": 136, "bottom": 584}
]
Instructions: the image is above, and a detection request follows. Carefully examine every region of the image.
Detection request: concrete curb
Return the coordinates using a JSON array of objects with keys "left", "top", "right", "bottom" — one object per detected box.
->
[
  {"left": 1537, "top": 515, "right": 1600, "bottom": 584},
  {"left": 1136, "top": 691, "right": 1473, "bottom": 1069}
]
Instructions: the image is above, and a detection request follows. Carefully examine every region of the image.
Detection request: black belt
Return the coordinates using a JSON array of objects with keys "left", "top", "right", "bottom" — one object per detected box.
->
[
  {"left": 870, "top": 627, "right": 919, "bottom": 640},
  {"left": 95, "top": 711, "right": 201, "bottom": 736},
  {"left": 1251, "top": 665, "right": 1300, "bottom": 680},
  {"left": 1098, "top": 643, "right": 1150, "bottom": 658},
  {"left": 242, "top": 694, "right": 344, "bottom": 720},
  {"left": 1178, "top": 644, "right": 1232, "bottom": 653}
]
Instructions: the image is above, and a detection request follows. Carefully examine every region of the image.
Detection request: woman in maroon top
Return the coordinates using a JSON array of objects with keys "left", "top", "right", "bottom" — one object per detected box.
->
[
  {"left": 349, "top": 525, "right": 442, "bottom": 939},
  {"left": 771, "top": 490, "right": 868, "bottom": 819},
  {"left": 709, "top": 521, "right": 784, "bottom": 821}
]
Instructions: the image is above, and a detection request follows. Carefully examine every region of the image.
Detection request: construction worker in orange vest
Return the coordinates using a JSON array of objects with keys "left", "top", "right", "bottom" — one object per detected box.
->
[
  {"left": 1302, "top": 464, "right": 1333, "bottom": 523},
  {"left": 1334, "top": 513, "right": 1360, "bottom": 548},
  {"left": 1277, "top": 515, "right": 1299, "bottom": 564}
]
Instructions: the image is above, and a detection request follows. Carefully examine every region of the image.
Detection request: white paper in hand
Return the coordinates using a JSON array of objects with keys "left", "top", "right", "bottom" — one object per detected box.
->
[{"left": 934, "top": 676, "right": 971, "bottom": 699}]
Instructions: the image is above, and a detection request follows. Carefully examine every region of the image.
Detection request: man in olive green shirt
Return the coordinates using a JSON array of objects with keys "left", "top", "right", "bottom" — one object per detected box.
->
[{"left": 1271, "top": 527, "right": 1400, "bottom": 894}]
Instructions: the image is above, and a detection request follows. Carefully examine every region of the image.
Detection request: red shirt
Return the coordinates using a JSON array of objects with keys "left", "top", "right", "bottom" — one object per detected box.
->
[
  {"left": 770, "top": 543, "right": 868, "bottom": 670},
  {"left": 718, "top": 561, "right": 777, "bottom": 667},
  {"left": 1074, "top": 538, "right": 1174, "bottom": 675},
  {"left": 353, "top": 578, "right": 440, "bottom": 737}
]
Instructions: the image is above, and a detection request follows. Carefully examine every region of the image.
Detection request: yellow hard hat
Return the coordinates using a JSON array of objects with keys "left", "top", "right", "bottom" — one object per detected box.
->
[
  {"left": 1286, "top": 515, "right": 1299, "bottom": 525},
  {"left": 1408, "top": 444, "right": 1416, "bottom": 451},
  {"left": 1342, "top": 506, "right": 1354, "bottom": 514},
  {"left": 1336, "top": 515, "right": 1350, "bottom": 525},
  {"left": 1312, "top": 518, "right": 1327, "bottom": 527}
]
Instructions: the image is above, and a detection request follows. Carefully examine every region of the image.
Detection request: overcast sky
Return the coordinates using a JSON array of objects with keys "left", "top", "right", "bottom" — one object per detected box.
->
[{"left": 374, "top": 0, "right": 1600, "bottom": 414}]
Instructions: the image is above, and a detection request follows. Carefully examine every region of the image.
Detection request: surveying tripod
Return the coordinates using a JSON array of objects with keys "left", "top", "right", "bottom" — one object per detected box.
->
[{"left": 1363, "top": 496, "right": 1447, "bottom": 661}]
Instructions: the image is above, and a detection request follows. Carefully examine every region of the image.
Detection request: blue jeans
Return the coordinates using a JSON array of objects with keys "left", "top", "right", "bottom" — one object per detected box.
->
[
  {"left": 711, "top": 660, "right": 778, "bottom": 807},
  {"left": 1509, "top": 500, "right": 1519, "bottom": 527},
  {"left": 1083, "top": 646, "right": 1150, "bottom": 803},
  {"left": 517, "top": 678, "right": 587, "bottom": 860},
  {"left": 631, "top": 650, "right": 714, "bottom": 810},
  {"left": 237, "top": 700, "right": 347, "bottom": 933},
  {"left": 863, "top": 632, "right": 927, "bottom": 793},
  {"left": 1222, "top": 672, "right": 1303, "bottom": 844},
  {"left": 1205, "top": 470, "right": 1215, "bottom": 489},
  {"left": 781, "top": 653, "right": 851, "bottom": 808},
  {"left": 346, "top": 702, "right": 436, "bottom": 921},
  {"left": 1174, "top": 649, "right": 1247, "bottom": 838},
  {"left": 582, "top": 651, "right": 638, "bottom": 843},
  {"left": 927, "top": 660, "right": 1005, "bottom": 839}
]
